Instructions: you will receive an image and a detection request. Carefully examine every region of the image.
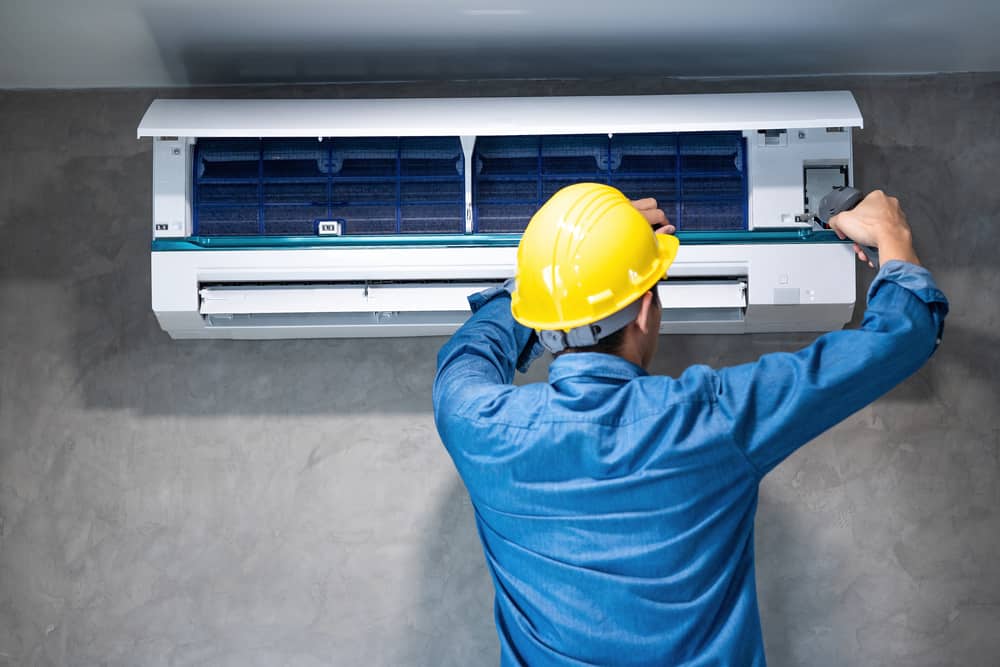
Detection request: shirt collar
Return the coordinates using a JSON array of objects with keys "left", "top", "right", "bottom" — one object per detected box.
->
[{"left": 548, "top": 352, "right": 648, "bottom": 385}]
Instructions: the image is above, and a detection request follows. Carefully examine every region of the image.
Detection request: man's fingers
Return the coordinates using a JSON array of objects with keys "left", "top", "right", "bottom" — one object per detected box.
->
[
  {"left": 642, "top": 208, "right": 668, "bottom": 227},
  {"left": 853, "top": 244, "right": 874, "bottom": 266},
  {"left": 829, "top": 216, "right": 847, "bottom": 240},
  {"left": 631, "top": 197, "right": 673, "bottom": 230}
]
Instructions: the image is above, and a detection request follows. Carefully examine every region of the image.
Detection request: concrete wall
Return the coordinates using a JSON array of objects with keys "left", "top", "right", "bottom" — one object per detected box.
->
[{"left": 0, "top": 73, "right": 997, "bottom": 666}]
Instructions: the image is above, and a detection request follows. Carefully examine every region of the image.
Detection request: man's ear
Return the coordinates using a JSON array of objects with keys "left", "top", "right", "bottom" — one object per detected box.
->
[{"left": 634, "top": 291, "right": 656, "bottom": 335}]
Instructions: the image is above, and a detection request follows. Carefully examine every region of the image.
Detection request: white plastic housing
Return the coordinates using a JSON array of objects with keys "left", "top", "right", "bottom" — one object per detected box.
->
[
  {"left": 151, "top": 243, "right": 855, "bottom": 339},
  {"left": 140, "top": 91, "right": 863, "bottom": 340}
]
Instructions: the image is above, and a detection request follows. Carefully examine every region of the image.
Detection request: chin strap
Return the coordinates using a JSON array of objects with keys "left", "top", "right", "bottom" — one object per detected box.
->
[{"left": 537, "top": 300, "right": 642, "bottom": 354}]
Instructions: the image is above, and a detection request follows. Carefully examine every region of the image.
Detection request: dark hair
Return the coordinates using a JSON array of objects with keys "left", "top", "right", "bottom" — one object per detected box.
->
[{"left": 553, "top": 288, "right": 658, "bottom": 358}]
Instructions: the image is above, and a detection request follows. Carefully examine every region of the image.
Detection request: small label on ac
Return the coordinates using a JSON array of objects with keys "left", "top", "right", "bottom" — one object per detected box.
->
[
  {"left": 317, "top": 220, "right": 343, "bottom": 236},
  {"left": 155, "top": 223, "right": 169, "bottom": 231}
]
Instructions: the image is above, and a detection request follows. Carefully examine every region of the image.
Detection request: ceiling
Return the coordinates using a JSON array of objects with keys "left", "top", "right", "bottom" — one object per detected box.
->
[{"left": 2, "top": 0, "right": 999, "bottom": 89}]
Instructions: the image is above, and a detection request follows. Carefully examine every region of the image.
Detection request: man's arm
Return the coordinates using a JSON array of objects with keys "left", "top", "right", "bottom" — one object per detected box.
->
[
  {"left": 713, "top": 191, "right": 949, "bottom": 476},
  {"left": 432, "top": 283, "right": 537, "bottom": 425}
]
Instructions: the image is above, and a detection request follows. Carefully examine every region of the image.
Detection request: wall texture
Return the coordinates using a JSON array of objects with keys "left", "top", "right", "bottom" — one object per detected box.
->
[{"left": 0, "top": 73, "right": 998, "bottom": 666}]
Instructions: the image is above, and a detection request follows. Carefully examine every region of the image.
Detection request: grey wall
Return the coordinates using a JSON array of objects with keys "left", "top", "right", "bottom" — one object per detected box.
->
[{"left": 0, "top": 73, "right": 998, "bottom": 666}]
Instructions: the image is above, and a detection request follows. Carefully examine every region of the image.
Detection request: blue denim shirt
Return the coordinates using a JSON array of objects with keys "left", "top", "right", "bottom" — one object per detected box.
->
[{"left": 433, "top": 261, "right": 948, "bottom": 666}]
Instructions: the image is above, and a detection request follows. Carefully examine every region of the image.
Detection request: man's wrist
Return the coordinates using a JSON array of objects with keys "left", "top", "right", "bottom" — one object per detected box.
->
[{"left": 876, "top": 227, "right": 921, "bottom": 266}]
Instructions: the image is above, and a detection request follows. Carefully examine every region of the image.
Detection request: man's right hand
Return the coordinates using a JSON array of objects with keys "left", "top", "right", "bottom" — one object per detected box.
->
[{"left": 828, "top": 190, "right": 921, "bottom": 267}]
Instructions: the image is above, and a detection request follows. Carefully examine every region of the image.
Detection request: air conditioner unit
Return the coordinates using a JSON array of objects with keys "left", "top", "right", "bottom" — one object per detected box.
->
[{"left": 137, "top": 92, "right": 863, "bottom": 339}]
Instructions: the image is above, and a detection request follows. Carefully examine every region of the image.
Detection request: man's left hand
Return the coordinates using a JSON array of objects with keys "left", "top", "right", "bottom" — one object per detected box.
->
[{"left": 631, "top": 198, "right": 676, "bottom": 235}]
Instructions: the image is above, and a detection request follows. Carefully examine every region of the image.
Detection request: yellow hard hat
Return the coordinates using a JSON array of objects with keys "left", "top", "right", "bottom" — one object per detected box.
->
[{"left": 510, "top": 182, "right": 679, "bottom": 344}]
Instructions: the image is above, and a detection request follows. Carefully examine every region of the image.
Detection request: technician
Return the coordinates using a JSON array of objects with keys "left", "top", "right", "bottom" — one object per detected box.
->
[{"left": 433, "top": 183, "right": 948, "bottom": 666}]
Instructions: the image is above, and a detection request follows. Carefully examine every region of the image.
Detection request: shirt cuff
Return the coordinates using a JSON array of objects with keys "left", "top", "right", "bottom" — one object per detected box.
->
[
  {"left": 467, "top": 281, "right": 513, "bottom": 313},
  {"left": 867, "top": 259, "right": 950, "bottom": 350},
  {"left": 867, "top": 261, "right": 949, "bottom": 308},
  {"left": 467, "top": 279, "right": 544, "bottom": 373}
]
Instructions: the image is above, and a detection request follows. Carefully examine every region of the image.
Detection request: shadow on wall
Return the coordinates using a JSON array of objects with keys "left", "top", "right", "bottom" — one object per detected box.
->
[
  {"left": 0, "top": 137, "right": 894, "bottom": 418},
  {"left": 6, "top": 134, "right": 992, "bottom": 420},
  {"left": 754, "top": 483, "right": 819, "bottom": 666},
  {"left": 388, "top": 476, "right": 500, "bottom": 666},
  {"left": 5, "top": 77, "right": 996, "bottom": 419},
  {"left": 0, "top": 142, "right": 445, "bottom": 417}
]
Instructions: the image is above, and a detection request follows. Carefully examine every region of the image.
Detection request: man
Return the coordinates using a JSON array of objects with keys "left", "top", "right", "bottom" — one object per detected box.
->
[{"left": 433, "top": 183, "right": 948, "bottom": 666}]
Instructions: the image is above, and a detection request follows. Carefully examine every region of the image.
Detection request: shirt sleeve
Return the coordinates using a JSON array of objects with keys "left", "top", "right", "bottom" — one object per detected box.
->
[
  {"left": 433, "top": 281, "right": 541, "bottom": 427},
  {"left": 713, "top": 260, "right": 949, "bottom": 477}
]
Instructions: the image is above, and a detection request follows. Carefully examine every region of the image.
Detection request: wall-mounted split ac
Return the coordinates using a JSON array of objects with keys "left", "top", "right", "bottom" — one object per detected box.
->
[{"left": 136, "top": 92, "right": 863, "bottom": 339}]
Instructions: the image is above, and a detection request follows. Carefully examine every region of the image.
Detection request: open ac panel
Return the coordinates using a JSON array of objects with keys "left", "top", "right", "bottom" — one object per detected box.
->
[{"left": 138, "top": 92, "right": 863, "bottom": 339}]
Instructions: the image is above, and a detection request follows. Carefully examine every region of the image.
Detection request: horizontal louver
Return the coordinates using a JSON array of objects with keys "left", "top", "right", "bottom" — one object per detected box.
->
[
  {"left": 199, "top": 283, "right": 484, "bottom": 315},
  {"left": 199, "top": 279, "right": 746, "bottom": 323}
]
